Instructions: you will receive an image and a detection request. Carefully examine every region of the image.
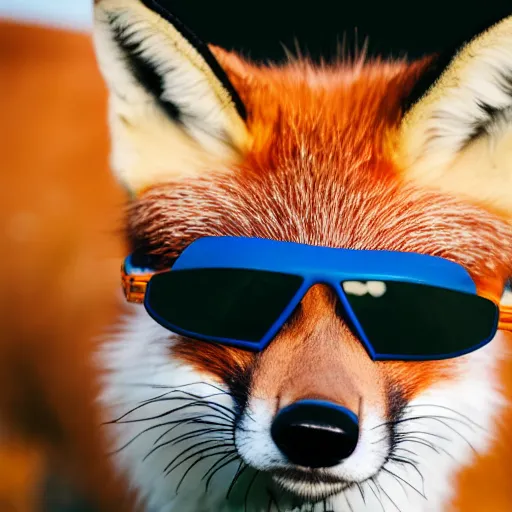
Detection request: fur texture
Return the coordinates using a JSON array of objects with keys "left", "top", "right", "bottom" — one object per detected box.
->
[
  {"left": 100, "top": 308, "right": 508, "bottom": 512},
  {"left": 92, "top": 2, "right": 512, "bottom": 511},
  {"left": 399, "top": 16, "right": 512, "bottom": 218},
  {"left": 93, "top": 0, "right": 249, "bottom": 194}
]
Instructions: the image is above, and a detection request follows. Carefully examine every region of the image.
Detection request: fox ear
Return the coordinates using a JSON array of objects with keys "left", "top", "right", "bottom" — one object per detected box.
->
[
  {"left": 93, "top": 0, "right": 250, "bottom": 194},
  {"left": 398, "top": 16, "right": 512, "bottom": 219}
]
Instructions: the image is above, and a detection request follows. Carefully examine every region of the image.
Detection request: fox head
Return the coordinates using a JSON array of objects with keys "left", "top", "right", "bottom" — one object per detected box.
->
[{"left": 93, "top": 2, "right": 512, "bottom": 511}]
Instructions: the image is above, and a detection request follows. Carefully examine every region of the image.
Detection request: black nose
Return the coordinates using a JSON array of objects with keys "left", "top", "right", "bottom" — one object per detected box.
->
[{"left": 271, "top": 399, "right": 359, "bottom": 468}]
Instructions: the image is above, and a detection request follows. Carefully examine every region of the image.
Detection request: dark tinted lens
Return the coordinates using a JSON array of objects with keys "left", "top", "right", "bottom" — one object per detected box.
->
[
  {"left": 342, "top": 280, "right": 498, "bottom": 358},
  {"left": 147, "top": 269, "right": 304, "bottom": 342}
]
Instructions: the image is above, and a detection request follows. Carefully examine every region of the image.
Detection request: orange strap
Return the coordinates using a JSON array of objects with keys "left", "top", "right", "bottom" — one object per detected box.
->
[
  {"left": 121, "top": 265, "right": 152, "bottom": 304},
  {"left": 500, "top": 304, "right": 512, "bottom": 331}
]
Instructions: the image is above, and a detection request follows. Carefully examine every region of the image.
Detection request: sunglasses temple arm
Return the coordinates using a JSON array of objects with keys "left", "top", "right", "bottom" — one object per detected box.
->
[
  {"left": 499, "top": 305, "right": 512, "bottom": 331},
  {"left": 121, "top": 267, "right": 153, "bottom": 304}
]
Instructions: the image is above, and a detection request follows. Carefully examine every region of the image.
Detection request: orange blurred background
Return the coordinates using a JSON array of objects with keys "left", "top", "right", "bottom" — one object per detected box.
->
[{"left": 0, "top": 18, "right": 129, "bottom": 511}]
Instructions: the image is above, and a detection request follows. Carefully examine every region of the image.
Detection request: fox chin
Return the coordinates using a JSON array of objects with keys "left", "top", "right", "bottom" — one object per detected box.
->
[{"left": 92, "top": 1, "right": 512, "bottom": 511}]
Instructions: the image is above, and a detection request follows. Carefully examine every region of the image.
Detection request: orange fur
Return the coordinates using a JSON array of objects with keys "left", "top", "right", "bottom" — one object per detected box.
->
[
  {"left": 128, "top": 45, "right": 512, "bottom": 511},
  {"left": 129, "top": 54, "right": 512, "bottom": 402}
]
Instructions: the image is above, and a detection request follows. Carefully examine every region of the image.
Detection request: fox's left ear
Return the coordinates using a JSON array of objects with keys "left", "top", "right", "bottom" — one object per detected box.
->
[
  {"left": 93, "top": 0, "right": 250, "bottom": 195},
  {"left": 398, "top": 15, "right": 512, "bottom": 218}
]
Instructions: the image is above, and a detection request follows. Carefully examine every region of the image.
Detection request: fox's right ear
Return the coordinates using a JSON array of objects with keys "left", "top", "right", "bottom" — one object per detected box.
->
[
  {"left": 397, "top": 15, "right": 512, "bottom": 219},
  {"left": 93, "top": 0, "right": 250, "bottom": 195}
]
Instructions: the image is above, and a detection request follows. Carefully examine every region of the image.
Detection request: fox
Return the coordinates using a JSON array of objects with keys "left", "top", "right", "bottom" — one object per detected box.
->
[
  {"left": 3, "top": 2, "right": 512, "bottom": 512},
  {"left": 88, "top": 1, "right": 512, "bottom": 511}
]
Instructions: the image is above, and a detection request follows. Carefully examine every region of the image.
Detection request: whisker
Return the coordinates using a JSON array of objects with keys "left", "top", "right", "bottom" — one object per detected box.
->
[
  {"left": 106, "top": 395, "right": 212, "bottom": 424},
  {"left": 108, "top": 414, "right": 216, "bottom": 455},
  {"left": 398, "top": 435, "right": 457, "bottom": 464},
  {"left": 175, "top": 449, "right": 237, "bottom": 494},
  {"left": 203, "top": 453, "right": 240, "bottom": 492},
  {"left": 267, "top": 492, "right": 273, "bottom": 512},
  {"left": 141, "top": 389, "right": 232, "bottom": 407},
  {"left": 377, "top": 478, "right": 402, "bottom": 512},
  {"left": 402, "top": 404, "right": 484, "bottom": 430},
  {"left": 392, "top": 446, "right": 418, "bottom": 458},
  {"left": 163, "top": 440, "right": 232, "bottom": 474},
  {"left": 244, "top": 469, "right": 261, "bottom": 512},
  {"left": 136, "top": 388, "right": 226, "bottom": 405},
  {"left": 266, "top": 487, "right": 282, "bottom": 512},
  {"left": 152, "top": 417, "right": 231, "bottom": 446},
  {"left": 356, "top": 482, "right": 366, "bottom": 504},
  {"left": 407, "top": 417, "right": 479, "bottom": 454},
  {"left": 155, "top": 392, "right": 237, "bottom": 421},
  {"left": 110, "top": 400, "right": 229, "bottom": 424},
  {"left": 393, "top": 435, "right": 444, "bottom": 455},
  {"left": 155, "top": 424, "right": 231, "bottom": 447},
  {"left": 382, "top": 467, "right": 425, "bottom": 499},
  {"left": 108, "top": 414, "right": 233, "bottom": 456},
  {"left": 395, "top": 430, "right": 451, "bottom": 443},
  {"left": 144, "top": 432, "right": 230, "bottom": 462},
  {"left": 125, "top": 381, "right": 235, "bottom": 397},
  {"left": 137, "top": 394, "right": 237, "bottom": 423},
  {"left": 227, "top": 461, "right": 248, "bottom": 499},
  {"left": 345, "top": 493, "right": 355, "bottom": 512},
  {"left": 373, "top": 414, "right": 477, "bottom": 435},
  {"left": 388, "top": 454, "right": 425, "bottom": 493},
  {"left": 367, "top": 478, "right": 385, "bottom": 512},
  {"left": 394, "top": 414, "right": 478, "bottom": 433}
]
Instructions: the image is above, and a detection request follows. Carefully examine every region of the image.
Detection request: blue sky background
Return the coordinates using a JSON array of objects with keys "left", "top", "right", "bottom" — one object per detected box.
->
[{"left": 0, "top": 0, "right": 92, "bottom": 31}]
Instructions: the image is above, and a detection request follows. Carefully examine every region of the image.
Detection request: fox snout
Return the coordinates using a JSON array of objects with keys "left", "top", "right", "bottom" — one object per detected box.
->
[
  {"left": 235, "top": 285, "right": 392, "bottom": 480},
  {"left": 251, "top": 285, "right": 383, "bottom": 413}
]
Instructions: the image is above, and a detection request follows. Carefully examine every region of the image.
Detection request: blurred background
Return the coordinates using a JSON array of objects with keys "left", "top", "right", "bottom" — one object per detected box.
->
[
  {"left": 0, "top": 1, "right": 92, "bottom": 31},
  {"left": 1, "top": 1, "right": 511, "bottom": 511}
]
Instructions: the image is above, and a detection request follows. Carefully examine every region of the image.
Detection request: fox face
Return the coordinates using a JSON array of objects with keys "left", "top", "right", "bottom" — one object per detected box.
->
[{"left": 93, "top": 2, "right": 512, "bottom": 511}]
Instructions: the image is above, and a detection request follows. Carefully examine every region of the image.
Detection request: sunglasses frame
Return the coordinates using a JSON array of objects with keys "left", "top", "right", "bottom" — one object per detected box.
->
[{"left": 122, "top": 236, "right": 512, "bottom": 361}]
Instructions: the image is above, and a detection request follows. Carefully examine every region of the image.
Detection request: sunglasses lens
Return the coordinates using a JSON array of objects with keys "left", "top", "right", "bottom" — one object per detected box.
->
[
  {"left": 341, "top": 280, "right": 499, "bottom": 358},
  {"left": 146, "top": 269, "right": 304, "bottom": 343}
]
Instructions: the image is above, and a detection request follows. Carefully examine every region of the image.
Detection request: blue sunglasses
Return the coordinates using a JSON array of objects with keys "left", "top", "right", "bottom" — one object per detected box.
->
[{"left": 121, "top": 236, "right": 504, "bottom": 361}]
